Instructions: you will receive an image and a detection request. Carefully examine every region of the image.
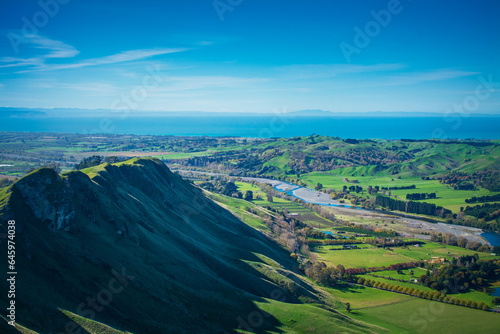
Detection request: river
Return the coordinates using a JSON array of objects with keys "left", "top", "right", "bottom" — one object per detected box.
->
[
  {"left": 177, "top": 170, "right": 490, "bottom": 245},
  {"left": 480, "top": 232, "right": 500, "bottom": 247}
]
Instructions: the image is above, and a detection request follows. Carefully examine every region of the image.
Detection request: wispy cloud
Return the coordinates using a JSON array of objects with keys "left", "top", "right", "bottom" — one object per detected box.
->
[
  {"left": 389, "top": 69, "right": 480, "bottom": 85},
  {"left": 156, "top": 75, "right": 266, "bottom": 92},
  {"left": 384, "top": 69, "right": 479, "bottom": 86},
  {"left": 40, "top": 48, "right": 188, "bottom": 71},
  {"left": 0, "top": 35, "right": 188, "bottom": 73},
  {"left": 31, "top": 36, "right": 79, "bottom": 59},
  {"left": 277, "top": 63, "right": 404, "bottom": 79},
  {"left": 0, "top": 35, "right": 78, "bottom": 69}
]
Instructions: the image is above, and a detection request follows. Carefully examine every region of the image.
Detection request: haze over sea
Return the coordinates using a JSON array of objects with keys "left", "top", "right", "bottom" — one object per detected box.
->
[{"left": 1, "top": 115, "right": 499, "bottom": 139}]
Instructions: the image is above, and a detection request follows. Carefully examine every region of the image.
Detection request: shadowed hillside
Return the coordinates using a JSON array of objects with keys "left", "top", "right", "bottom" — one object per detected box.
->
[{"left": 0, "top": 158, "right": 376, "bottom": 333}]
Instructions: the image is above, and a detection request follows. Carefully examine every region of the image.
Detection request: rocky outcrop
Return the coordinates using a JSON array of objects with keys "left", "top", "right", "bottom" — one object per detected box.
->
[{"left": 10, "top": 168, "right": 76, "bottom": 231}]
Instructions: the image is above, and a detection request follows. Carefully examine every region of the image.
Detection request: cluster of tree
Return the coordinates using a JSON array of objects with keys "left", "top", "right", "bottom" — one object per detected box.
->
[
  {"left": 356, "top": 277, "right": 490, "bottom": 310},
  {"left": 463, "top": 202, "right": 500, "bottom": 219},
  {"left": 465, "top": 193, "right": 500, "bottom": 203},
  {"left": 446, "top": 211, "right": 500, "bottom": 233},
  {"left": 343, "top": 138, "right": 360, "bottom": 144},
  {"left": 365, "top": 237, "right": 424, "bottom": 248},
  {"left": 199, "top": 180, "right": 243, "bottom": 198},
  {"left": 345, "top": 261, "right": 421, "bottom": 275},
  {"left": 306, "top": 239, "right": 363, "bottom": 245},
  {"left": 406, "top": 192, "right": 436, "bottom": 200},
  {"left": 337, "top": 224, "right": 397, "bottom": 237},
  {"left": 476, "top": 170, "right": 500, "bottom": 192},
  {"left": 74, "top": 155, "right": 125, "bottom": 170},
  {"left": 381, "top": 185, "right": 416, "bottom": 191},
  {"left": 302, "top": 262, "right": 348, "bottom": 287},
  {"left": 330, "top": 191, "right": 370, "bottom": 207},
  {"left": 338, "top": 185, "right": 364, "bottom": 193},
  {"left": 244, "top": 190, "right": 253, "bottom": 201},
  {"left": 304, "top": 228, "right": 328, "bottom": 239},
  {"left": 436, "top": 171, "right": 476, "bottom": 191},
  {"left": 436, "top": 170, "right": 500, "bottom": 192},
  {"left": 0, "top": 178, "right": 15, "bottom": 188},
  {"left": 430, "top": 232, "right": 490, "bottom": 252},
  {"left": 418, "top": 255, "right": 500, "bottom": 293},
  {"left": 375, "top": 195, "right": 451, "bottom": 217}
]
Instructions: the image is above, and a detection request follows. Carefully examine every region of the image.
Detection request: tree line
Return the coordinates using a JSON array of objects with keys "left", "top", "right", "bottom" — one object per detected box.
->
[
  {"left": 418, "top": 255, "right": 499, "bottom": 293},
  {"left": 406, "top": 192, "right": 436, "bottom": 200},
  {"left": 375, "top": 195, "right": 451, "bottom": 217},
  {"left": 356, "top": 277, "right": 490, "bottom": 311},
  {"left": 465, "top": 193, "right": 500, "bottom": 204},
  {"left": 463, "top": 202, "right": 500, "bottom": 219}
]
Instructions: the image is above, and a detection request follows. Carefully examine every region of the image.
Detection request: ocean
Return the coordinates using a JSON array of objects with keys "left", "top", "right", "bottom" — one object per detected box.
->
[{"left": 0, "top": 115, "right": 499, "bottom": 139}]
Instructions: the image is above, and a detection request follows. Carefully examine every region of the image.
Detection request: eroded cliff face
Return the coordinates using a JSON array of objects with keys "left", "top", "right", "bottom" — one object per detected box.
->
[{"left": 9, "top": 168, "right": 76, "bottom": 232}]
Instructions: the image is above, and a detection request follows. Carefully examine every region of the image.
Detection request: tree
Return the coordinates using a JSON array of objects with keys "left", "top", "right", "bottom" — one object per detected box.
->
[
  {"left": 367, "top": 186, "right": 373, "bottom": 195},
  {"left": 74, "top": 155, "right": 102, "bottom": 170},
  {"left": 244, "top": 190, "right": 253, "bottom": 201},
  {"left": 266, "top": 193, "right": 273, "bottom": 202},
  {"left": 345, "top": 302, "right": 351, "bottom": 313}
]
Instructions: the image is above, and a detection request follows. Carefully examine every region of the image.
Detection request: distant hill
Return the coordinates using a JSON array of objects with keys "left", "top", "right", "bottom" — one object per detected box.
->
[
  {"left": 286, "top": 109, "right": 335, "bottom": 116},
  {"left": 1, "top": 107, "right": 498, "bottom": 118},
  {"left": 0, "top": 108, "right": 47, "bottom": 118},
  {"left": 0, "top": 158, "right": 375, "bottom": 333}
]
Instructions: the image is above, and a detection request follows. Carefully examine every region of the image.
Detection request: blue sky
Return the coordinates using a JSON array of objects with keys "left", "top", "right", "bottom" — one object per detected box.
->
[{"left": 0, "top": 0, "right": 499, "bottom": 114}]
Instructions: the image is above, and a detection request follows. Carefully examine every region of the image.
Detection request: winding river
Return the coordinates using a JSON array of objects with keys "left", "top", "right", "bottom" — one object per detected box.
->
[{"left": 177, "top": 170, "right": 491, "bottom": 246}]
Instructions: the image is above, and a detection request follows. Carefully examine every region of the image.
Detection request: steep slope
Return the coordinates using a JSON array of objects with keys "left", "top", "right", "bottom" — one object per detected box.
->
[{"left": 0, "top": 158, "right": 375, "bottom": 333}]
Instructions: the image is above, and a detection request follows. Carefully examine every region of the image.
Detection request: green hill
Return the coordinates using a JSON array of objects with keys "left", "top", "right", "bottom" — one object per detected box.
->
[{"left": 0, "top": 158, "right": 377, "bottom": 333}]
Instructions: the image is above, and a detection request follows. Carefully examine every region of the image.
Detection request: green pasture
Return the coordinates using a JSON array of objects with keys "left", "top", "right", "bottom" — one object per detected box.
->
[{"left": 340, "top": 298, "right": 500, "bottom": 333}]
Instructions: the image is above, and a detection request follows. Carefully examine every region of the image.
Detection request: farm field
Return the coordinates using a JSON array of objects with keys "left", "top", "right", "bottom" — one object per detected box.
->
[
  {"left": 234, "top": 181, "right": 338, "bottom": 228},
  {"left": 313, "top": 246, "right": 411, "bottom": 268},
  {"left": 313, "top": 242, "right": 500, "bottom": 269},
  {"left": 325, "top": 284, "right": 413, "bottom": 309},
  {"left": 339, "top": 297, "right": 500, "bottom": 333},
  {"left": 358, "top": 269, "right": 498, "bottom": 308},
  {"left": 299, "top": 171, "right": 500, "bottom": 213}
]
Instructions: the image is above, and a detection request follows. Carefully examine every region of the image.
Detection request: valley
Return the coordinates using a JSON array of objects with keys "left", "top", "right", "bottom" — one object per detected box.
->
[{"left": 1, "top": 133, "right": 500, "bottom": 333}]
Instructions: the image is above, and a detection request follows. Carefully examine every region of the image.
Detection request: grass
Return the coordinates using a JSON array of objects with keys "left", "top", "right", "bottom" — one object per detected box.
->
[
  {"left": 235, "top": 181, "right": 337, "bottom": 228},
  {"left": 0, "top": 186, "right": 10, "bottom": 208},
  {"left": 299, "top": 171, "right": 500, "bottom": 213},
  {"left": 312, "top": 242, "right": 500, "bottom": 269},
  {"left": 358, "top": 274, "right": 434, "bottom": 293},
  {"left": 325, "top": 284, "right": 412, "bottom": 309},
  {"left": 205, "top": 191, "right": 270, "bottom": 232},
  {"left": 313, "top": 246, "right": 412, "bottom": 268},
  {"left": 453, "top": 289, "right": 497, "bottom": 308},
  {"left": 60, "top": 309, "right": 133, "bottom": 334},
  {"left": 254, "top": 298, "right": 382, "bottom": 334},
  {"left": 339, "top": 297, "right": 500, "bottom": 333}
]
